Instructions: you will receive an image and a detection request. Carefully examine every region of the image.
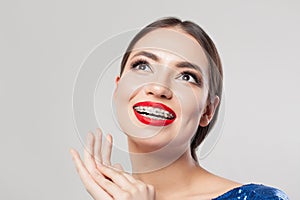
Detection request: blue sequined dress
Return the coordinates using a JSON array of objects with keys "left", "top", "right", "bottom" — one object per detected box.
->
[{"left": 213, "top": 184, "right": 289, "bottom": 200}]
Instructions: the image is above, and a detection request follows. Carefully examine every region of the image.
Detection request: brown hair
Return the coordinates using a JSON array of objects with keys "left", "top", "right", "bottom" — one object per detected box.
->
[{"left": 120, "top": 17, "right": 223, "bottom": 162}]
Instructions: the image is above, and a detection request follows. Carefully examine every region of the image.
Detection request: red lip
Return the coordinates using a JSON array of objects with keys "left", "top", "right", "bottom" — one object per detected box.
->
[{"left": 133, "top": 101, "right": 176, "bottom": 126}]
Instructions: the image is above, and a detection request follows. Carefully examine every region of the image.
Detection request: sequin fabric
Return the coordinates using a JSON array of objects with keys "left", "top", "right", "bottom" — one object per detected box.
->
[{"left": 213, "top": 184, "right": 289, "bottom": 200}]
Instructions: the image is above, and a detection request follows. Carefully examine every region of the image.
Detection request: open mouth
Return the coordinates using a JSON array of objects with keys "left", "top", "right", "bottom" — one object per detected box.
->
[{"left": 133, "top": 101, "right": 176, "bottom": 126}]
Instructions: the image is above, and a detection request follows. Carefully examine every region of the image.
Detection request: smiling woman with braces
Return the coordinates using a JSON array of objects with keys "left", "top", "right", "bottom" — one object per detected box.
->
[{"left": 70, "top": 17, "right": 289, "bottom": 200}]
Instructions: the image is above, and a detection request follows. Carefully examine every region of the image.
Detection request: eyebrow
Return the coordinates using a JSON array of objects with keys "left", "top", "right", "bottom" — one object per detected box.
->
[
  {"left": 131, "top": 51, "right": 160, "bottom": 62},
  {"left": 175, "top": 61, "right": 204, "bottom": 76},
  {"left": 131, "top": 50, "right": 204, "bottom": 75}
]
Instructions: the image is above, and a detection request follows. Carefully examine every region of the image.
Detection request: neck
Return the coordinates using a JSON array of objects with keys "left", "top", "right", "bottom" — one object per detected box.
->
[{"left": 128, "top": 142, "right": 206, "bottom": 199}]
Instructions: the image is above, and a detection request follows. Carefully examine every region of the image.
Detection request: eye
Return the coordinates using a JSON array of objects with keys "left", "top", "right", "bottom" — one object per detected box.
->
[
  {"left": 177, "top": 71, "right": 202, "bottom": 85},
  {"left": 131, "top": 59, "right": 152, "bottom": 72}
]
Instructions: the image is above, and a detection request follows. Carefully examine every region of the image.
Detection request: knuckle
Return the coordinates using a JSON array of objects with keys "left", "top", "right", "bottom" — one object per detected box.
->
[
  {"left": 147, "top": 184, "right": 155, "bottom": 191},
  {"left": 130, "top": 187, "right": 138, "bottom": 195},
  {"left": 136, "top": 182, "right": 147, "bottom": 191}
]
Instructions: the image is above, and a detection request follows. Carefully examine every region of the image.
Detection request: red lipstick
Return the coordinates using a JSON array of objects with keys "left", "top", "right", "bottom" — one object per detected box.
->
[{"left": 133, "top": 101, "right": 176, "bottom": 126}]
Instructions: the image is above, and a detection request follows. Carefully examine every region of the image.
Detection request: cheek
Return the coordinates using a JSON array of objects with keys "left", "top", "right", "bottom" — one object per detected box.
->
[
  {"left": 114, "top": 70, "right": 156, "bottom": 101},
  {"left": 175, "top": 84, "right": 207, "bottom": 120},
  {"left": 114, "top": 72, "right": 141, "bottom": 126},
  {"left": 170, "top": 85, "right": 208, "bottom": 145},
  {"left": 114, "top": 71, "right": 164, "bottom": 138},
  {"left": 114, "top": 75, "right": 136, "bottom": 102}
]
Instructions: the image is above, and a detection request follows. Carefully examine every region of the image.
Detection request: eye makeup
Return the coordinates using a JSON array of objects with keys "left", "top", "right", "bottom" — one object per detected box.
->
[
  {"left": 130, "top": 59, "right": 151, "bottom": 70},
  {"left": 129, "top": 57, "right": 203, "bottom": 87},
  {"left": 177, "top": 70, "right": 203, "bottom": 87}
]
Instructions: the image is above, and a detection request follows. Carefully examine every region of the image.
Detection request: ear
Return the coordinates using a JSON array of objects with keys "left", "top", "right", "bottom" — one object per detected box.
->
[
  {"left": 199, "top": 96, "right": 220, "bottom": 127},
  {"left": 113, "top": 76, "right": 120, "bottom": 98}
]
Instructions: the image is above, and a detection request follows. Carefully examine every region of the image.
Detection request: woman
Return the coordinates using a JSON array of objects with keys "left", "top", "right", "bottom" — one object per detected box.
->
[{"left": 70, "top": 17, "right": 289, "bottom": 199}]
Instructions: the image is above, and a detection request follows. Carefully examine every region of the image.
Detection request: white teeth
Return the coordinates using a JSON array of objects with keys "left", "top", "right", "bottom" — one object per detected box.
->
[
  {"left": 141, "top": 114, "right": 165, "bottom": 120},
  {"left": 153, "top": 108, "right": 160, "bottom": 115},
  {"left": 134, "top": 106, "right": 174, "bottom": 119}
]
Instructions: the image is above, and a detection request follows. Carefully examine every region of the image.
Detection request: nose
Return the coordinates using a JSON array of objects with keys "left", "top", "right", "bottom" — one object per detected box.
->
[{"left": 144, "top": 83, "right": 173, "bottom": 99}]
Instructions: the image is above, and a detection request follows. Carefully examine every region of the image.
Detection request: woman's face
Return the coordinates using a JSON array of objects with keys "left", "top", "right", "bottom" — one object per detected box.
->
[{"left": 114, "top": 28, "right": 214, "bottom": 153}]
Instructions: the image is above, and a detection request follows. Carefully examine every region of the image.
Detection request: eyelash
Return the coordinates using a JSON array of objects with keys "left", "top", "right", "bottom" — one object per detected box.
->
[
  {"left": 178, "top": 71, "right": 202, "bottom": 86},
  {"left": 130, "top": 59, "right": 151, "bottom": 71},
  {"left": 130, "top": 58, "right": 202, "bottom": 86}
]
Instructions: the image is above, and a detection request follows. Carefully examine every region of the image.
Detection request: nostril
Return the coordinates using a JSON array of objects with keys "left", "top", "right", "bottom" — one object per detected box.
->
[{"left": 144, "top": 84, "right": 173, "bottom": 99}]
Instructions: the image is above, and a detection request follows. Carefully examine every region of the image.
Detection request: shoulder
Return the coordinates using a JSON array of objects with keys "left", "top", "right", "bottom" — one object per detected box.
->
[{"left": 213, "top": 183, "right": 289, "bottom": 200}]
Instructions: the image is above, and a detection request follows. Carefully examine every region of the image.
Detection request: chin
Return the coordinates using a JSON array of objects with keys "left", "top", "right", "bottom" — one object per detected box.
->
[{"left": 127, "top": 132, "right": 175, "bottom": 153}]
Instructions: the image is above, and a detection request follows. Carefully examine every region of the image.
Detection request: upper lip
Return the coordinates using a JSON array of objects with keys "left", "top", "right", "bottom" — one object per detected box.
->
[{"left": 133, "top": 101, "right": 176, "bottom": 119}]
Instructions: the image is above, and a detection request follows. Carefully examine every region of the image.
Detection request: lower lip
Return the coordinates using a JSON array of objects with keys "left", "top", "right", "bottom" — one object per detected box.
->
[{"left": 133, "top": 109, "right": 175, "bottom": 126}]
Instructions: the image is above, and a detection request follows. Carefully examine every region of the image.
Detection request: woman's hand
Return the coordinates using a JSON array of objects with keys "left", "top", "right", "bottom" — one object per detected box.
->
[{"left": 70, "top": 128, "right": 156, "bottom": 200}]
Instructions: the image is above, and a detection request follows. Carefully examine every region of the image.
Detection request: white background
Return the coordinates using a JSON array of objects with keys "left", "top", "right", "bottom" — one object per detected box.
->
[{"left": 0, "top": 0, "right": 299, "bottom": 199}]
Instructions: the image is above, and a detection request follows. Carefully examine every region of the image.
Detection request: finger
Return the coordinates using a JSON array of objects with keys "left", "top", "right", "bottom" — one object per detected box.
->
[
  {"left": 95, "top": 128, "right": 103, "bottom": 167},
  {"left": 69, "top": 148, "right": 113, "bottom": 200},
  {"left": 84, "top": 132, "right": 97, "bottom": 172},
  {"left": 112, "top": 163, "right": 124, "bottom": 171},
  {"left": 122, "top": 173, "right": 138, "bottom": 184},
  {"left": 102, "top": 134, "right": 112, "bottom": 166},
  {"left": 110, "top": 164, "right": 137, "bottom": 184},
  {"left": 94, "top": 173, "right": 126, "bottom": 199},
  {"left": 98, "top": 165, "right": 135, "bottom": 191},
  {"left": 147, "top": 184, "right": 156, "bottom": 198}
]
